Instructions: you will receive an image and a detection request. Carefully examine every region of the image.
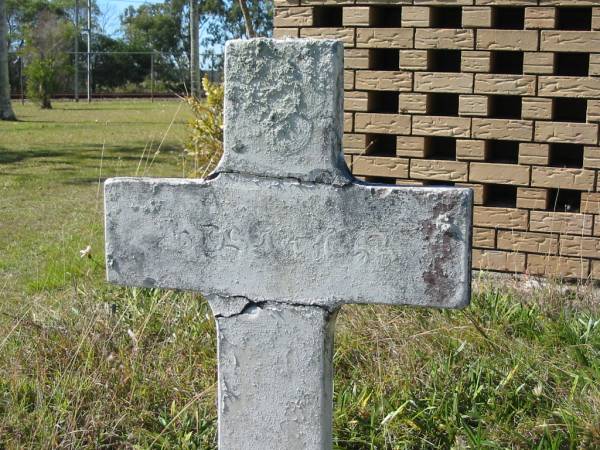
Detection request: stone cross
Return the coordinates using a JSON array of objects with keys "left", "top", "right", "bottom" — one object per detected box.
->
[{"left": 104, "top": 39, "right": 473, "bottom": 450}]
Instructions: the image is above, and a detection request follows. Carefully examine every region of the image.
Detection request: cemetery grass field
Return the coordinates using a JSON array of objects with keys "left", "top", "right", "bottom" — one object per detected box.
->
[{"left": 1, "top": 100, "right": 600, "bottom": 449}]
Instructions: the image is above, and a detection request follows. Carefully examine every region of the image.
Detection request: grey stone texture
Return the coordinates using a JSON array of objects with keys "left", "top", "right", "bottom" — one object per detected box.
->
[
  {"left": 218, "top": 39, "right": 350, "bottom": 185},
  {"left": 104, "top": 173, "right": 472, "bottom": 310},
  {"left": 215, "top": 302, "right": 335, "bottom": 450},
  {"left": 104, "top": 39, "right": 473, "bottom": 450}
]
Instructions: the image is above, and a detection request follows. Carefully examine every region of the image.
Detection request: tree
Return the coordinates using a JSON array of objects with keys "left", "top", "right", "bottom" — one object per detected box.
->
[
  {"left": 23, "top": 9, "right": 73, "bottom": 108},
  {"left": 237, "top": 0, "right": 255, "bottom": 38},
  {"left": 121, "top": 0, "right": 273, "bottom": 82},
  {"left": 0, "top": 0, "right": 16, "bottom": 120},
  {"left": 121, "top": 0, "right": 189, "bottom": 90}
]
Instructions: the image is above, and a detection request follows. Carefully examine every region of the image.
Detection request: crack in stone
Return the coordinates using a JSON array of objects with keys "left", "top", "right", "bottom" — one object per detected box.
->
[
  {"left": 210, "top": 294, "right": 338, "bottom": 319},
  {"left": 212, "top": 169, "right": 354, "bottom": 189}
]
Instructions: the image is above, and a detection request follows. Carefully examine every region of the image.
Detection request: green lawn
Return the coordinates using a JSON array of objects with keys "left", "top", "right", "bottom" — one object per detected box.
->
[{"left": 1, "top": 101, "right": 599, "bottom": 449}]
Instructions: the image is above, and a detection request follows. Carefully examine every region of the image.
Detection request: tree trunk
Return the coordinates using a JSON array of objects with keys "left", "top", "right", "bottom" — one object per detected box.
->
[
  {"left": 0, "top": 0, "right": 16, "bottom": 120},
  {"left": 238, "top": 0, "right": 255, "bottom": 38}
]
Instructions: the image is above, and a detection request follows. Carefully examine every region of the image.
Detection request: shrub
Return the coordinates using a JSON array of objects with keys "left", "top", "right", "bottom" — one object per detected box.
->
[
  {"left": 25, "top": 57, "right": 65, "bottom": 109},
  {"left": 184, "top": 77, "right": 224, "bottom": 177},
  {"left": 23, "top": 10, "right": 73, "bottom": 109}
]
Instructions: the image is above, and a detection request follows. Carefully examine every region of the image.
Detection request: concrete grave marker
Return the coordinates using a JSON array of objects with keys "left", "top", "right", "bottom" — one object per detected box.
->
[{"left": 104, "top": 39, "right": 473, "bottom": 450}]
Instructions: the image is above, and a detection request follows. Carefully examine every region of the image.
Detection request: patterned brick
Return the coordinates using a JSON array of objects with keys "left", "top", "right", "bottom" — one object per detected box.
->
[
  {"left": 456, "top": 139, "right": 486, "bottom": 160},
  {"left": 274, "top": 7, "right": 313, "bottom": 27},
  {"left": 531, "top": 166, "right": 596, "bottom": 191},
  {"left": 356, "top": 28, "right": 413, "bottom": 48},
  {"left": 469, "top": 163, "right": 530, "bottom": 186},
  {"left": 459, "top": 95, "right": 488, "bottom": 117},
  {"left": 474, "top": 74, "right": 536, "bottom": 96},
  {"left": 473, "top": 207, "right": 528, "bottom": 230},
  {"left": 498, "top": 230, "right": 558, "bottom": 254},
  {"left": 538, "top": 77, "right": 600, "bottom": 99},
  {"left": 523, "top": 52, "right": 554, "bottom": 75},
  {"left": 519, "top": 143, "right": 549, "bottom": 165},
  {"left": 527, "top": 255, "right": 589, "bottom": 279},
  {"left": 463, "top": 7, "right": 492, "bottom": 28},
  {"left": 354, "top": 113, "right": 411, "bottom": 135},
  {"left": 529, "top": 211, "right": 593, "bottom": 236},
  {"left": 414, "top": 73, "right": 474, "bottom": 94},
  {"left": 412, "top": 116, "right": 471, "bottom": 138},
  {"left": 343, "top": 7, "right": 370, "bottom": 27},
  {"left": 410, "top": 159, "right": 469, "bottom": 182},
  {"left": 402, "top": 6, "right": 430, "bottom": 28},
  {"left": 541, "top": 31, "right": 600, "bottom": 52},
  {"left": 415, "top": 29, "right": 475, "bottom": 49},
  {"left": 534, "top": 122, "right": 598, "bottom": 145},
  {"left": 355, "top": 71, "right": 412, "bottom": 91},
  {"left": 461, "top": 51, "right": 491, "bottom": 72},
  {"left": 522, "top": 98, "right": 552, "bottom": 120},
  {"left": 477, "top": 30, "right": 539, "bottom": 51},
  {"left": 517, "top": 187, "right": 549, "bottom": 210},
  {"left": 473, "top": 249, "right": 526, "bottom": 272},
  {"left": 472, "top": 119, "right": 533, "bottom": 141},
  {"left": 525, "top": 7, "right": 556, "bottom": 29},
  {"left": 353, "top": 156, "right": 409, "bottom": 179},
  {"left": 473, "top": 227, "right": 496, "bottom": 248}
]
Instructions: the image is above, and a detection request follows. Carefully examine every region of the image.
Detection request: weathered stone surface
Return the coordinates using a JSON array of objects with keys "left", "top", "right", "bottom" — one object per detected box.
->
[
  {"left": 104, "top": 39, "right": 473, "bottom": 450},
  {"left": 218, "top": 39, "right": 350, "bottom": 185},
  {"left": 105, "top": 173, "right": 472, "bottom": 309},
  {"left": 215, "top": 302, "right": 335, "bottom": 450}
]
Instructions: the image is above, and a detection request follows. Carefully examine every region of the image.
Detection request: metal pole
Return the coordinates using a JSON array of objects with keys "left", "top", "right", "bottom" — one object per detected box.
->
[
  {"left": 20, "top": 57, "right": 24, "bottom": 105},
  {"left": 150, "top": 53, "right": 154, "bottom": 103},
  {"left": 74, "top": 0, "right": 79, "bottom": 102},
  {"left": 86, "top": 0, "right": 91, "bottom": 103}
]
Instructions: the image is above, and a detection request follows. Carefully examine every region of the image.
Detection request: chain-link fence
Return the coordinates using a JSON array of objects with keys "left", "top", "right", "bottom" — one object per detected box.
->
[{"left": 8, "top": 51, "right": 223, "bottom": 101}]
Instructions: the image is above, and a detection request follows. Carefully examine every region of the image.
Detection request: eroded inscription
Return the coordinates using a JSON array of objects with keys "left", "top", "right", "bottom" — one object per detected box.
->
[{"left": 168, "top": 221, "right": 408, "bottom": 266}]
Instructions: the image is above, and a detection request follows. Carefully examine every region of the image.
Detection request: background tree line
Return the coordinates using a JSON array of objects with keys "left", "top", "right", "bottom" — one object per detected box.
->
[{"left": 1, "top": 0, "right": 273, "bottom": 111}]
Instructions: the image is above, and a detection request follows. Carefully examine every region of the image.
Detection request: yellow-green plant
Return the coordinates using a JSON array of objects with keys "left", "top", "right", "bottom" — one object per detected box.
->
[{"left": 184, "top": 76, "right": 224, "bottom": 177}]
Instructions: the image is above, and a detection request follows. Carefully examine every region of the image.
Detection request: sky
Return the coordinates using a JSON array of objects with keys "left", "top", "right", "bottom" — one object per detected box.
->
[{"left": 99, "top": 0, "right": 161, "bottom": 36}]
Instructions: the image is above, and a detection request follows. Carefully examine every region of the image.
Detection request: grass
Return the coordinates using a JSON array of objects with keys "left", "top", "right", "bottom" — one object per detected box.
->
[{"left": 1, "top": 100, "right": 599, "bottom": 449}]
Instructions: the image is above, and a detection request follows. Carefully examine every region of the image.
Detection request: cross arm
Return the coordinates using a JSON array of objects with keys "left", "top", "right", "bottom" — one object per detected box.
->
[{"left": 104, "top": 173, "right": 472, "bottom": 310}]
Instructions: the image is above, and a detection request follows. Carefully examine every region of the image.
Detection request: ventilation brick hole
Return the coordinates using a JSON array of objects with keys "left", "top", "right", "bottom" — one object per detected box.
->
[
  {"left": 557, "top": 7, "right": 592, "bottom": 31},
  {"left": 554, "top": 52, "right": 590, "bottom": 77},
  {"left": 492, "top": 7, "right": 525, "bottom": 30},
  {"left": 370, "top": 6, "right": 402, "bottom": 28},
  {"left": 484, "top": 184, "right": 518, "bottom": 208},
  {"left": 485, "top": 140, "right": 519, "bottom": 163},
  {"left": 365, "top": 134, "right": 397, "bottom": 157},
  {"left": 364, "top": 176, "right": 397, "bottom": 185},
  {"left": 424, "top": 137, "right": 456, "bottom": 160},
  {"left": 369, "top": 49, "right": 399, "bottom": 70},
  {"left": 313, "top": 6, "right": 343, "bottom": 27},
  {"left": 422, "top": 180, "right": 456, "bottom": 187},
  {"left": 552, "top": 98, "right": 587, "bottom": 123},
  {"left": 427, "top": 49, "right": 461, "bottom": 72},
  {"left": 368, "top": 91, "right": 399, "bottom": 114},
  {"left": 427, "top": 93, "right": 459, "bottom": 116},
  {"left": 548, "top": 189, "right": 581, "bottom": 213},
  {"left": 490, "top": 51, "right": 524, "bottom": 75},
  {"left": 549, "top": 143, "right": 584, "bottom": 168},
  {"left": 430, "top": 7, "right": 462, "bottom": 28},
  {"left": 489, "top": 95, "right": 522, "bottom": 119}
]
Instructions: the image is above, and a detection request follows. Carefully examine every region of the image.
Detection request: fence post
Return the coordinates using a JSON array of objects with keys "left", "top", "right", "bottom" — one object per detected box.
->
[
  {"left": 74, "top": 0, "right": 79, "bottom": 102},
  {"left": 150, "top": 53, "right": 154, "bottom": 103},
  {"left": 20, "top": 57, "right": 24, "bottom": 105}
]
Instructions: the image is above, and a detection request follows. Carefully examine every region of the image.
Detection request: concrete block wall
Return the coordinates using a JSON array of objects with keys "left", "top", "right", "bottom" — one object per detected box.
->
[{"left": 274, "top": 0, "right": 600, "bottom": 280}]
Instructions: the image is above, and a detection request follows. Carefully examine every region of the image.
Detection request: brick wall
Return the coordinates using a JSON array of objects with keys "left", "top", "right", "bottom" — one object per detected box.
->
[{"left": 274, "top": 1, "right": 600, "bottom": 280}]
